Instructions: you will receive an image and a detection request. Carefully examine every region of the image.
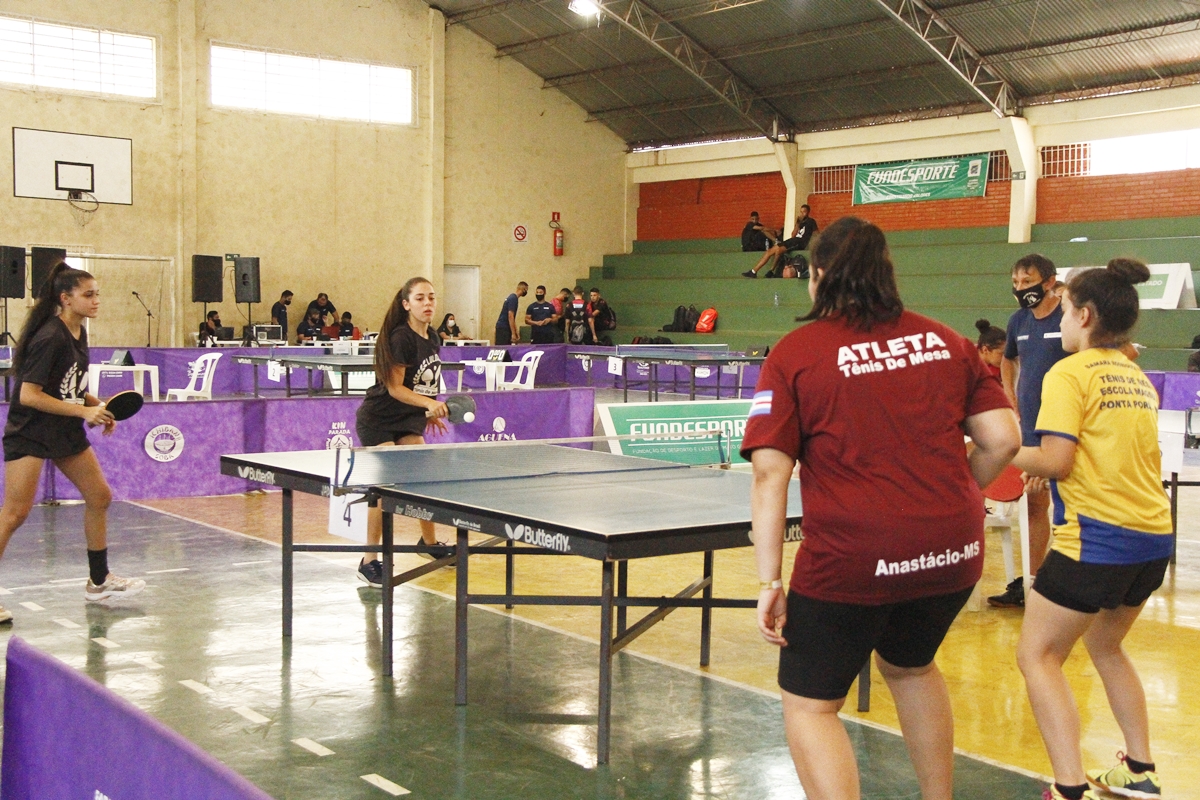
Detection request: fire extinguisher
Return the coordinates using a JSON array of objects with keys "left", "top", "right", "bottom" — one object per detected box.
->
[{"left": 550, "top": 212, "right": 564, "bottom": 257}]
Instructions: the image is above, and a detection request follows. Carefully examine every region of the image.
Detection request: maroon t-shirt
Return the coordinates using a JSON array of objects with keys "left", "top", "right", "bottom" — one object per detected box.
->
[{"left": 741, "top": 310, "right": 1010, "bottom": 604}]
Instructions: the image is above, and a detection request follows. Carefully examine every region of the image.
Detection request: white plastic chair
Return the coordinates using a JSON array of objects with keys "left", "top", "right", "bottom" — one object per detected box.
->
[
  {"left": 964, "top": 465, "right": 1030, "bottom": 612},
  {"left": 496, "top": 350, "right": 542, "bottom": 391},
  {"left": 166, "top": 352, "right": 222, "bottom": 401}
]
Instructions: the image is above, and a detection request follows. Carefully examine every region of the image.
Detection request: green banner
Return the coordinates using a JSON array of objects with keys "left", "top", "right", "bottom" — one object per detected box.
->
[
  {"left": 597, "top": 400, "right": 751, "bottom": 466},
  {"left": 853, "top": 153, "right": 990, "bottom": 205}
]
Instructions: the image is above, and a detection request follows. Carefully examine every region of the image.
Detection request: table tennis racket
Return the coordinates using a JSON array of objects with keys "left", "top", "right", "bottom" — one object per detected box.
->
[
  {"left": 427, "top": 394, "right": 476, "bottom": 424},
  {"left": 101, "top": 390, "right": 145, "bottom": 421}
]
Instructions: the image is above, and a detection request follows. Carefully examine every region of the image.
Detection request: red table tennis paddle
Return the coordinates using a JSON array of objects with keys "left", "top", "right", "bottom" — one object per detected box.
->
[
  {"left": 427, "top": 394, "right": 476, "bottom": 424},
  {"left": 101, "top": 390, "right": 145, "bottom": 421}
]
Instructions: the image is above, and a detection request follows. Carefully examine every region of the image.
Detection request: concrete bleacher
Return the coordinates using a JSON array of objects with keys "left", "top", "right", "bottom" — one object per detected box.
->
[{"left": 582, "top": 216, "right": 1200, "bottom": 371}]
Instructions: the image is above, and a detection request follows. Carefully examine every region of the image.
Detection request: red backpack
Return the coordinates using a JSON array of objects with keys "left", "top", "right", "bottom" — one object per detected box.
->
[{"left": 694, "top": 307, "right": 717, "bottom": 333}]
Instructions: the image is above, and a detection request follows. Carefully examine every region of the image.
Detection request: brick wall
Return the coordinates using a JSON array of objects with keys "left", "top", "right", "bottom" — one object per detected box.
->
[
  {"left": 805, "top": 182, "right": 1011, "bottom": 232},
  {"left": 637, "top": 173, "right": 786, "bottom": 240},
  {"left": 1037, "top": 169, "right": 1200, "bottom": 223}
]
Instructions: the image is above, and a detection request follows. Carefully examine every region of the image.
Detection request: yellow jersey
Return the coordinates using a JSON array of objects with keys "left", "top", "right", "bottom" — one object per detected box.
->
[{"left": 1035, "top": 348, "right": 1173, "bottom": 564}]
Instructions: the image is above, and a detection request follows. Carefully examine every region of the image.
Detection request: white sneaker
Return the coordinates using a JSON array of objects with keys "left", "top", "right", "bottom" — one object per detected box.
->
[
  {"left": 0, "top": 605, "right": 12, "bottom": 623},
  {"left": 85, "top": 574, "right": 146, "bottom": 602}
]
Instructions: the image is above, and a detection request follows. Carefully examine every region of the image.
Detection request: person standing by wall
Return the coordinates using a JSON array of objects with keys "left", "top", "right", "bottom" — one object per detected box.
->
[
  {"left": 525, "top": 286, "right": 559, "bottom": 345},
  {"left": 271, "top": 290, "right": 293, "bottom": 342},
  {"left": 495, "top": 282, "right": 527, "bottom": 345}
]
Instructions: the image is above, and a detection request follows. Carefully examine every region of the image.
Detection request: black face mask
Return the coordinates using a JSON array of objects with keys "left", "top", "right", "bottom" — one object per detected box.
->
[
  {"left": 536, "top": 294, "right": 545, "bottom": 301},
  {"left": 1013, "top": 284, "right": 1046, "bottom": 309}
]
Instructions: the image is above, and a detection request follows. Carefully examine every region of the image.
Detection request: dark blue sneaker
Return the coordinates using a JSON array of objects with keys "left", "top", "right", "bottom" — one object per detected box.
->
[
  {"left": 357, "top": 559, "right": 383, "bottom": 587},
  {"left": 414, "top": 538, "right": 454, "bottom": 562}
]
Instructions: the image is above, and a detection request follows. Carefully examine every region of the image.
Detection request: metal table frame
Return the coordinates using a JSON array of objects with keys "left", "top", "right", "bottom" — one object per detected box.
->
[
  {"left": 220, "top": 449, "right": 806, "bottom": 764},
  {"left": 567, "top": 347, "right": 764, "bottom": 402}
]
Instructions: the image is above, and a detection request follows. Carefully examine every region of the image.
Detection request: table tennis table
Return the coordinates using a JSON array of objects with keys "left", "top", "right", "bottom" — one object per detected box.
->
[
  {"left": 219, "top": 442, "right": 803, "bottom": 764},
  {"left": 568, "top": 344, "right": 765, "bottom": 402},
  {"left": 235, "top": 353, "right": 467, "bottom": 397}
]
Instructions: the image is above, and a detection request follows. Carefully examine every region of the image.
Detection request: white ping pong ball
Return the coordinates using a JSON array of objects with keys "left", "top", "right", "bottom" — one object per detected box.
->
[{"left": 463, "top": 411, "right": 475, "bottom": 423}]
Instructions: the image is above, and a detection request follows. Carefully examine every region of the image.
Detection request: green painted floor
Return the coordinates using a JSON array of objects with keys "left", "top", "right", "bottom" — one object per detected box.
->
[{"left": 0, "top": 502, "right": 1044, "bottom": 799}]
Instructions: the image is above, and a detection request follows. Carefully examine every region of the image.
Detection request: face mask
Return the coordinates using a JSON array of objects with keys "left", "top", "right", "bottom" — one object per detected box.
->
[
  {"left": 536, "top": 294, "right": 545, "bottom": 301},
  {"left": 1013, "top": 284, "right": 1046, "bottom": 309}
]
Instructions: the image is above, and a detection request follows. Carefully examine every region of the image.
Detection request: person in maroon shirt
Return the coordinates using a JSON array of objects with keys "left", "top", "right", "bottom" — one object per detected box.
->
[{"left": 742, "top": 216, "right": 1020, "bottom": 800}]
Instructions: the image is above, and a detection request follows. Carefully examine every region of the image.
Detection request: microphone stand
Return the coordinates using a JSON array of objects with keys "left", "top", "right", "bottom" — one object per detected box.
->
[{"left": 132, "top": 291, "right": 154, "bottom": 347}]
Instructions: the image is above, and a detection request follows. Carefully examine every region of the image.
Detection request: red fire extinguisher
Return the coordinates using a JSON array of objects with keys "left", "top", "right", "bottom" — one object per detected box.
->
[{"left": 550, "top": 212, "right": 564, "bottom": 257}]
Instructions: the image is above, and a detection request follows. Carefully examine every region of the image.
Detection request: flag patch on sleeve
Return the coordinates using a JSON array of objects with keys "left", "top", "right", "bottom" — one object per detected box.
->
[{"left": 748, "top": 391, "right": 773, "bottom": 418}]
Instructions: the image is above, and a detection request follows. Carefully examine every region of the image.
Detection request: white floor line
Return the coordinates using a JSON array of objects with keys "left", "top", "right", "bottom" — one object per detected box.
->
[
  {"left": 52, "top": 618, "right": 81, "bottom": 629},
  {"left": 48, "top": 577, "right": 89, "bottom": 584},
  {"left": 179, "top": 679, "right": 213, "bottom": 695},
  {"left": 231, "top": 706, "right": 270, "bottom": 724},
  {"left": 0, "top": 586, "right": 12, "bottom": 595},
  {"left": 134, "top": 656, "right": 164, "bottom": 670},
  {"left": 91, "top": 637, "right": 120, "bottom": 649},
  {"left": 232, "top": 560, "right": 271, "bottom": 567},
  {"left": 145, "top": 568, "right": 189, "bottom": 574},
  {"left": 360, "top": 774, "right": 410, "bottom": 796},
  {"left": 292, "top": 738, "right": 335, "bottom": 757},
  {"left": 18, "top": 601, "right": 43, "bottom": 611}
]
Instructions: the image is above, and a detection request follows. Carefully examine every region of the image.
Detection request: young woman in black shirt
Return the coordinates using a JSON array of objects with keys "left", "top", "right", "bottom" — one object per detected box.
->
[
  {"left": 355, "top": 277, "right": 450, "bottom": 585},
  {"left": 0, "top": 264, "right": 145, "bottom": 622}
]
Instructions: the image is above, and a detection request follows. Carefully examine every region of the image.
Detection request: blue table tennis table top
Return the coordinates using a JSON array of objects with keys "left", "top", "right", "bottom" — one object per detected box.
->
[{"left": 221, "top": 443, "right": 801, "bottom": 559}]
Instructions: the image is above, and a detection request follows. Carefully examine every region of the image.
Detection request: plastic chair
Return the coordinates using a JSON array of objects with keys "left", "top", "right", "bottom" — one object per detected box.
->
[
  {"left": 496, "top": 350, "right": 542, "bottom": 391},
  {"left": 983, "top": 465, "right": 1031, "bottom": 600},
  {"left": 166, "top": 352, "right": 222, "bottom": 401}
]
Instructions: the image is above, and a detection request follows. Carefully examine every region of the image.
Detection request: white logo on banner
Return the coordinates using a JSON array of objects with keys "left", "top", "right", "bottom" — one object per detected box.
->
[
  {"left": 493, "top": 417, "right": 506, "bottom": 433},
  {"left": 144, "top": 425, "right": 185, "bottom": 462},
  {"left": 326, "top": 421, "right": 352, "bottom": 450}
]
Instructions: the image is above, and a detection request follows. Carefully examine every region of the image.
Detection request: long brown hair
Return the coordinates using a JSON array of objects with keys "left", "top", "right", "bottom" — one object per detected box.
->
[
  {"left": 13, "top": 262, "right": 94, "bottom": 372},
  {"left": 374, "top": 277, "right": 433, "bottom": 383},
  {"left": 799, "top": 216, "right": 903, "bottom": 330},
  {"left": 1066, "top": 257, "right": 1150, "bottom": 345}
]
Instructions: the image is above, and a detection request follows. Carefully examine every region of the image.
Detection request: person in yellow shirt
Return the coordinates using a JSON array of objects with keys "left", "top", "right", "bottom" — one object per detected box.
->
[{"left": 1013, "top": 258, "right": 1171, "bottom": 800}]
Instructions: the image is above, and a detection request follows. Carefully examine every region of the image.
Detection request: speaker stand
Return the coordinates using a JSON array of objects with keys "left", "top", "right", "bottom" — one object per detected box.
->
[
  {"left": 1, "top": 296, "right": 14, "bottom": 347},
  {"left": 133, "top": 291, "right": 154, "bottom": 347},
  {"left": 244, "top": 302, "right": 254, "bottom": 344}
]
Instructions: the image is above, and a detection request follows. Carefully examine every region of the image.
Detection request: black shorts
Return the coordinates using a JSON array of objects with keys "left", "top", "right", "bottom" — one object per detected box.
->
[
  {"left": 778, "top": 586, "right": 974, "bottom": 701},
  {"left": 1033, "top": 549, "right": 1170, "bottom": 614},
  {"left": 780, "top": 236, "right": 805, "bottom": 251},
  {"left": 356, "top": 419, "right": 425, "bottom": 447},
  {"left": 3, "top": 428, "right": 90, "bottom": 462}
]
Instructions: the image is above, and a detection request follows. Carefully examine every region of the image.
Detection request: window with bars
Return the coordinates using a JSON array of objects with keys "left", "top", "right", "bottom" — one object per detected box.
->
[
  {"left": 0, "top": 15, "right": 156, "bottom": 99},
  {"left": 1040, "top": 144, "right": 1091, "bottom": 178},
  {"left": 210, "top": 44, "right": 414, "bottom": 126}
]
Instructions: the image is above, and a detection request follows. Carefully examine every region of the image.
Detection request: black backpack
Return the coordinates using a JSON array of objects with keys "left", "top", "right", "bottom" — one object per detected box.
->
[
  {"left": 684, "top": 305, "right": 700, "bottom": 333},
  {"left": 663, "top": 305, "right": 688, "bottom": 332},
  {"left": 597, "top": 303, "right": 617, "bottom": 331}
]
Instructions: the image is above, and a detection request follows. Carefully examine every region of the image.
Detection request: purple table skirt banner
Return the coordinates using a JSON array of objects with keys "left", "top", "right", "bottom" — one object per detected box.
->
[
  {"left": 562, "top": 345, "right": 760, "bottom": 398},
  {"left": 2, "top": 636, "right": 272, "bottom": 800},
  {"left": 0, "top": 387, "right": 594, "bottom": 502},
  {"left": 1160, "top": 371, "right": 1200, "bottom": 411},
  {"left": 89, "top": 346, "right": 316, "bottom": 397}
]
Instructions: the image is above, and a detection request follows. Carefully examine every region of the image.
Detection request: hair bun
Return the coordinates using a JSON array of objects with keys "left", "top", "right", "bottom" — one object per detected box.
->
[
  {"left": 974, "top": 318, "right": 992, "bottom": 334},
  {"left": 1106, "top": 257, "right": 1150, "bottom": 286}
]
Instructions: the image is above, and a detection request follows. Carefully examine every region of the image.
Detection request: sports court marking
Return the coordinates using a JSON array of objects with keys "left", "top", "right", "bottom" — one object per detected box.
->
[
  {"left": 145, "top": 567, "right": 190, "bottom": 574},
  {"left": 292, "top": 738, "right": 335, "bottom": 756},
  {"left": 91, "top": 637, "right": 120, "bottom": 649},
  {"left": 232, "top": 560, "right": 271, "bottom": 566},
  {"left": 179, "top": 679, "right": 213, "bottom": 695},
  {"left": 231, "top": 706, "right": 270, "bottom": 724},
  {"left": 18, "top": 601, "right": 43, "bottom": 611},
  {"left": 0, "top": 586, "right": 11, "bottom": 594},
  {"left": 49, "top": 577, "right": 89, "bottom": 584},
  {"left": 52, "top": 618, "right": 81, "bottom": 629},
  {"left": 360, "top": 774, "right": 410, "bottom": 796}
]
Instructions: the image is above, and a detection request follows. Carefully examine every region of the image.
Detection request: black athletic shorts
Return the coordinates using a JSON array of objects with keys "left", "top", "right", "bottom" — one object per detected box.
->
[
  {"left": 778, "top": 586, "right": 974, "bottom": 701},
  {"left": 780, "top": 236, "right": 805, "bottom": 251},
  {"left": 356, "top": 419, "right": 424, "bottom": 447},
  {"left": 1033, "top": 549, "right": 1170, "bottom": 614}
]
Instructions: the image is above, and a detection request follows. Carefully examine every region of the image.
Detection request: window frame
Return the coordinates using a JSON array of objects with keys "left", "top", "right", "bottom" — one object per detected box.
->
[
  {"left": 207, "top": 40, "right": 418, "bottom": 128},
  {"left": 0, "top": 12, "right": 160, "bottom": 103}
]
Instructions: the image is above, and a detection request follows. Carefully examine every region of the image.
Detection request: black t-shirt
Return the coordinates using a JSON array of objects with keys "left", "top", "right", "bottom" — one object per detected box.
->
[
  {"left": 3, "top": 317, "right": 90, "bottom": 460},
  {"left": 338, "top": 321, "right": 355, "bottom": 338},
  {"left": 527, "top": 301, "right": 557, "bottom": 343},
  {"left": 357, "top": 325, "right": 441, "bottom": 432},
  {"left": 297, "top": 319, "right": 323, "bottom": 340},
  {"left": 437, "top": 324, "right": 461, "bottom": 341},
  {"left": 794, "top": 217, "right": 818, "bottom": 250},
  {"left": 271, "top": 301, "right": 289, "bottom": 334},
  {"left": 307, "top": 300, "right": 337, "bottom": 323},
  {"left": 742, "top": 221, "right": 768, "bottom": 252}
]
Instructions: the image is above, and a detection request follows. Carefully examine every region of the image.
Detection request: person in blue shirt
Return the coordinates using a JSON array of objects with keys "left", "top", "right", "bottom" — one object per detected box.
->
[
  {"left": 494, "top": 282, "right": 527, "bottom": 345},
  {"left": 991, "top": 254, "right": 1068, "bottom": 608}
]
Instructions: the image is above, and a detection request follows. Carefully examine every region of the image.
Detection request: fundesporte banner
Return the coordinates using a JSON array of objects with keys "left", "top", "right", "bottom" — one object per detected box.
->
[{"left": 853, "top": 153, "right": 990, "bottom": 205}]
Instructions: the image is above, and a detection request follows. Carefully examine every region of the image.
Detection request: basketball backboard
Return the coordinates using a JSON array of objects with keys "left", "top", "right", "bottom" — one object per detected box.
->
[{"left": 13, "top": 128, "right": 132, "bottom": 205}]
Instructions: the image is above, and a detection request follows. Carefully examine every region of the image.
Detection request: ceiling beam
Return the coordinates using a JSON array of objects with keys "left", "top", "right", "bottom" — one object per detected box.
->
[
  {"left": 1021, "top": 69, "right": 1200, "bottom": 106},
  {"left": 446, "top": 1, "right": 534, "bottom": 26},
  {"left": 588, "top": 0, "right": 794, "bottom": 139},
  {"left": 544, "top": 57, "right": 673, "bottom": 89},
  {"left": 983, "top": 16, "right": 1200, "bottom": 62},
  {"left": 867, "top": 0, "right": 1017, "bottom": 116}
]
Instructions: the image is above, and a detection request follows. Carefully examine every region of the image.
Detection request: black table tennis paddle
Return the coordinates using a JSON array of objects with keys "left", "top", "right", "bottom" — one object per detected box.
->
[
  {"left": 427, "top": 394, "right": 476, "bottom": 424},
  {"left": 102, "top": 390, "right": 145, "bottom": 421}
]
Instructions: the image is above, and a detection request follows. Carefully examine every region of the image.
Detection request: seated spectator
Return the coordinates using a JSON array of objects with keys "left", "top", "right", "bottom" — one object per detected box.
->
[
  {"left": 338, "top": 311, "right": 357, "bottom": 339},
  {"left": 741, "top": 211, "right": 778, "bottom": 252},
  {"left": 306, "top": 293, "right": 337, "bottom": 325},
  {"left": 437, "top": 313, "right": 462, "bottom": 341},
  {"left": 296, "top": 308, "right": 324, "bottom": 342},
  {"left": 743, "top": 205, "right": 818, "bottom": 278},
  {"left": 198, "top": 310, "right": 221, "bottom": 346}
]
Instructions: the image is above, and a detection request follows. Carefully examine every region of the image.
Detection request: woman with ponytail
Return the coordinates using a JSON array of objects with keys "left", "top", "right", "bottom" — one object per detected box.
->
[
  {"left": 0, "top": 263, "right": 145, "bottom": 623},
  {"left": 354, "top": 277, "right": 450, "bottom": 587},
  {"left": 1013, "top": 258, "right": 1170, "bottom": 800},
  {"left": 741, "top": 216, "right": 1020, "bottom": 799}
]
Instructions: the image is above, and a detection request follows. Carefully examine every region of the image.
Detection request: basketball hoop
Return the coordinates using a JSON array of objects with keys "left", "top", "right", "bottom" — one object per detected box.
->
[{"left": 67, "top": 190, "right": 99, "bottom": 228}]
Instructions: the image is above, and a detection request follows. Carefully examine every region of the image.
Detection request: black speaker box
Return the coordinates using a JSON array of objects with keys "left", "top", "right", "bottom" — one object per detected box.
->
[
  {"left": 191, "top": 255, "right": 224, "bottom": 303},
  {"left": 0, "top": 246, "right": 25, "bottom": 299},
  {"left": 31, "top": 247, "right": 67, "bottom": 297},
  {"left": 234, "top": 257, "right": 261, "bottom": 304}
]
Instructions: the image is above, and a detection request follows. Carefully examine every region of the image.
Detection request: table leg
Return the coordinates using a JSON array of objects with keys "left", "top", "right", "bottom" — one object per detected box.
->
[
  {"left": 382, "top": 507, "right": 394, "bottom": 676},
  {"left": 282, "top": 489, "right": 293, "bottom": 638},
  {"left": 689, "top": 367, "right": 696, "bottom": 401},
  {"left": 700, "top": 551, "right": 713, "bottom": 667},
  {"left": 307, "top": 368, "right": 315, "bottom": 397},
  {"left": 150, "top": 368, "right": 160, "bottom": 402},
  {"left": 341, "top": 371, "right": 349, "bottom": 396},
  {"left": 456, "top": 369, "right": 464, "bottom": 393},
  {"left": 505, "top": 538, "right": 514, "bottom": 610},
  {"left": 616, "top": 560, "right": 628, "bottom": 636},
  {"left": 622, "top": 358, "right": 629, "bottom": 403},
  {"left": 455, "top": 527, "right": 470, "bottom": 705},
  {"left": 252, "top": 364, "right": 260, "bottom": 397},
  {"left": 285, "top": 366, "right": 293, "bottom": 398},
  {"left": 598, "top": 560, "right": 615, "bottom": 765}
]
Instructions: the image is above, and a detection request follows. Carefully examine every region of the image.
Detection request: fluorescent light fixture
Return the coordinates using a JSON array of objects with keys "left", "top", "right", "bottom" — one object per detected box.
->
[{"left": 569, "top": 0, "right": 601, "bottom": 16}]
